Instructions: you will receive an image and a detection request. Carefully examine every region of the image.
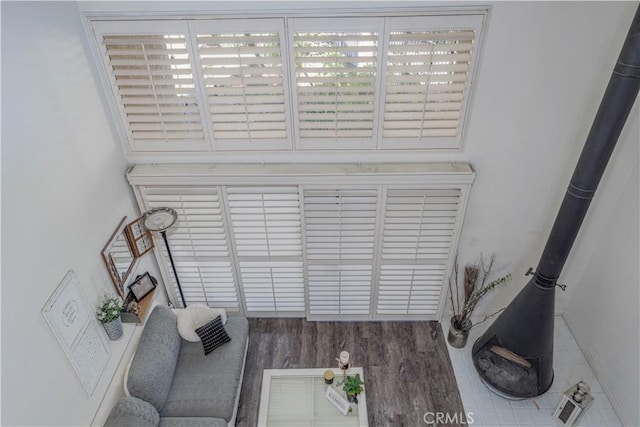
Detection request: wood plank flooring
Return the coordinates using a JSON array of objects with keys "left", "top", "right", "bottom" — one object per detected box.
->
[{"left": 235, "top": 319, "right": 464, "bottom": 426}]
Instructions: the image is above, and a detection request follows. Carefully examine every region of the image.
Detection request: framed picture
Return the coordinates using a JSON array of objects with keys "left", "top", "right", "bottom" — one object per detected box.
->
[
  {"left": 129, "top": 272, "right": 157, "bottom": 302},
  {"left": 125, "top": 216, "right": 155, "bottom": 258}
]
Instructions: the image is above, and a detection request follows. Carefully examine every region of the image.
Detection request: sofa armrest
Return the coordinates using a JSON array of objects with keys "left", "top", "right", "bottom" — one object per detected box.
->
[
  {"left": 104, "top": 397, "right": 160, "bottom": 427},
  {"left": 159, "top": 417, "right": 228, "bottom": 427}
]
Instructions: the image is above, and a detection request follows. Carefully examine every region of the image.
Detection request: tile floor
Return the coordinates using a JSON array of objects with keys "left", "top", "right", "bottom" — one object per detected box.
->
[{"left": 443, "top": 315, "right": 622, "bottom": 426}]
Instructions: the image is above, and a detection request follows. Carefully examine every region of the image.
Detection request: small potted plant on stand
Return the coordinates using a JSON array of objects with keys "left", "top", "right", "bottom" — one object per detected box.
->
[
  {"left": 343, "top": 373, "right": 364, "bottom": 403},
  {"left": 448, "top": 254, "right": 511, "bottom": 348},
  {"left": 97, "top": 294, "right": 124, "bottom": 340}
]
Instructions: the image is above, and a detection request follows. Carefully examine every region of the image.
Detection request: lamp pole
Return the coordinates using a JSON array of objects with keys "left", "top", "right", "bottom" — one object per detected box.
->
[
  {"left": 160, "top": 230, "right": 187, "bottom": 308},
  {"left": 142, "top": 207, "right": 187, "bottom": 308}
]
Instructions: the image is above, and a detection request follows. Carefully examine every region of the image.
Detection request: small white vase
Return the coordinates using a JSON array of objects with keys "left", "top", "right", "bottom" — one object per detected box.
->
[{"left": 103, "top": 317, "right": 123, "bottom": 340}]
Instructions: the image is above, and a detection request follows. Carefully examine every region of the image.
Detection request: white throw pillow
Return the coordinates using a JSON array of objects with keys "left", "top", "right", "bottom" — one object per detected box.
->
[{"left": 177, "top": 304, "right": 227, "bottom": 342}]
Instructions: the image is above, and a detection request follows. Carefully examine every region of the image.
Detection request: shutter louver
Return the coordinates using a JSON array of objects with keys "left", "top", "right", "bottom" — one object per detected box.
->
[
  {"left": 377, "top": 188, "right": 461, "bottom": 315},
  {"left": 240, "top": 262, "right": 305, "bottom": 312},
  {"left": 381, "top": 14, "right": 484, "bottom": 149},
  {"left": 143, "top": 187, "right": 240, "bottom": 310},
  {"left": 292, "top": 19, "right": 380, "bottom": 146},
  {"left": 377, "top": 264, "right": 446, "bottom": 315},
  {"left": 101, "top": 30, "right": 207, "bottom": 151},
  {"left": 308, "top": 265, "right": 372, "bottom": 315},
  {"left": 226, "top": 186, "right": 304, "bottom": 314},
  {"left": 226, "top": 187, "right": 302, "bottom": 257},
  {"left": 303, "top": 188, "right": 378, "bottom": 317},
  {"left": 303, "top": 189, "right": 377, "bottom": 260},
  {"left": 196, "top": 28, "right": 289, "bottom": 147},
  {"left": 384, "top": 30, "right": 473, "bottom": 139}
]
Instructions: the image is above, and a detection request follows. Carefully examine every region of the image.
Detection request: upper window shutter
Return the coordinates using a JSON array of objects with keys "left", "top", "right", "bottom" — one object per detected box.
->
[
  {"left": 190, "top": 19, "right": 292, "bottom": 150},
  {"left": 90, "top": 12, "right": 486, "bottom": 155},
  {"left": 141, "top": 186, "right": 240, "bottom": 310},
  {"left": 290, "top": 18, "right": 383, "bottom": 150},
  {"left": 381, "top": 15, "right": 484, "bottom": 149},
  {"left": 93, "top": 21, "right": 209, "bottom": 152}
]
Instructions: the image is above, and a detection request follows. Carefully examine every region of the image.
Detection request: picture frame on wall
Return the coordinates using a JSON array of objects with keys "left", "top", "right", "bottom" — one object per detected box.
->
[
  {"left": 125, "top": 216, "right": 154, "bottom": 258},
  {"left": 129, "top": 272, "right": 157, "bottom": 302}
]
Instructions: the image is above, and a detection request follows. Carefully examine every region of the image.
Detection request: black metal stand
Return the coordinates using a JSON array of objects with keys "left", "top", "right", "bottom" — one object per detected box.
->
[{"left": 161, "top": 230, "right": 187, "bottom": 308}]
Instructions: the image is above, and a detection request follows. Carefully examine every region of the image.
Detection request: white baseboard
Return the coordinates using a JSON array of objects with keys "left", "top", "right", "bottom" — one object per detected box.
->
[{"left": 562, "top": 313, "right": 629, "bottom": 426}]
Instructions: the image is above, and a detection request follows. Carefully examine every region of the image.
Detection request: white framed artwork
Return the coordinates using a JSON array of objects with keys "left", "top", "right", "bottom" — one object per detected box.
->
[{"left": 42, "top": 270, "right": 111, "bottom": 395}]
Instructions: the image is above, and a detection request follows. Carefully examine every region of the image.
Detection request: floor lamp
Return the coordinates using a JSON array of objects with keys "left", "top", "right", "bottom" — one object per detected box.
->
[{"left": 142, "top": 207, "right": 187, "bottom": 308}]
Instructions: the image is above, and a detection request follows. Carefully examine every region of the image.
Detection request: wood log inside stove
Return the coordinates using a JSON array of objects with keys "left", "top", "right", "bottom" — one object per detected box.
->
[{"left": 490, "top": 346, "right": 531, "bottom": 369}]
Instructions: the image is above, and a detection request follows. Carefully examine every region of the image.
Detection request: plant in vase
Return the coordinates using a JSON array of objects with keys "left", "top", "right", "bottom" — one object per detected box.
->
[
  {"left": 343, "top": 373, "right": 364, "bottom": 403},
  {"left": 97, "top": 294, "right": 124, "bottom": 340},
  {"left": 448, "top": 253, "right": 511, "bottom": 348}
]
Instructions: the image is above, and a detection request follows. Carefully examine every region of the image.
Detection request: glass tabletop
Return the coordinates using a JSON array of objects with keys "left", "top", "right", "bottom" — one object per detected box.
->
[{"left": 258, "top": 368, "right": 367, "bottom": 427}]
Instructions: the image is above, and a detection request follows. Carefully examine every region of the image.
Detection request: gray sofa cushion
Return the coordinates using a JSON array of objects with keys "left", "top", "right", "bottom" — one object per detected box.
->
[
  {"left": 128, "top": 305, "right": 182, "bottom": 412},
  {"left": 104, "top": 397, "right": 160, "bottom": 427},
  {"left": 158, "top": 418, "right": 227, "bottom": 427},
  {"left": 161, "top": 317, "right": 249, "bottom": 421}
]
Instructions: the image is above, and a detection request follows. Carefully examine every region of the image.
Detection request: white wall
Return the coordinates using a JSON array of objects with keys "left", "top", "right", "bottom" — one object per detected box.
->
[
  {"left": 561, "top": 102, "right": 639, "bottom": 425},
  {"left": 2, "top": 1, "right": 637, "bottom": 426},
  {"left": 1, "top": 2, "right": 165, "bottom": 426}
]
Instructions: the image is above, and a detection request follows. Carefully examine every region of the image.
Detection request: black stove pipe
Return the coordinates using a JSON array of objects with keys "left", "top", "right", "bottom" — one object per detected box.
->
[
  {"left": 534, "top": 6, "right": 640, "bottom": 288},
  {"left": 472, "top": 5, "right": 640, "bottom": 398}
]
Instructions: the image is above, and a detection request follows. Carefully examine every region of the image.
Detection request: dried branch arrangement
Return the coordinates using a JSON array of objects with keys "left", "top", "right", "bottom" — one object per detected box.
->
[{"left": 449, "top": 253, "right": 511, "bottom": 331}]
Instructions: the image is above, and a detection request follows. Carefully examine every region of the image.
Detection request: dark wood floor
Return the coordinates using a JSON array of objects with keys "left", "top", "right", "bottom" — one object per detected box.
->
[{"left": 235, "top": 319, "right": 464, "bottom": 427}]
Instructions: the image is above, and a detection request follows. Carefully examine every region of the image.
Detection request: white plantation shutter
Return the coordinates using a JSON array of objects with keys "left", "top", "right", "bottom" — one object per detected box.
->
[
  {"left": 94, "top": 21, "right": 208, "bottom": 152},
  {"left": 291, "top": 18, "right": 383, "bottom": 149},
  {"left": 239, "top": 262, "right": 304, "bottom": 313},
  {"left": 307, "top": 265, "right": 373, "bottom": 316},
  {"left": 129, "top": 163, "right": 474, "bottom": 319},
  {"left": 381, "top": 15, "right": 484, "bottom": 149},
  {"left": 376, "top": 188, "right": 462, "bottom": 316},
  {"left": 192, "top": 20, "right": 291, "bottom": 149},
  {"left": 303, "top": 188, "right": 379, "bottom": 317},
  {"left": 142, "top": 186, "right": 240, "bottom": 310},
  {"left": 167, "top": 262, "right": 238, "bottom": 309},
  {"left": 226, "top": 186, "right": 305, "bottom": 314},
  {"left": 90, "top": 13, "right": 486, "bottom": 154},
  {"left": 378, "top": 265, "right": 446, "bottom": 315}
]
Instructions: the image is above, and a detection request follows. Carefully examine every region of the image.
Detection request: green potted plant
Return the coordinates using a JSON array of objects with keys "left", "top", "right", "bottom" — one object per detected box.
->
[
  {"left": 448, "top": 254, "right": 511, "bottom": 348},
  {"left": 97, "top": 294, "right": 124, "bottom": 340},
  {"left": 342, "top": 373, "right": 364, "bottom": 403}
]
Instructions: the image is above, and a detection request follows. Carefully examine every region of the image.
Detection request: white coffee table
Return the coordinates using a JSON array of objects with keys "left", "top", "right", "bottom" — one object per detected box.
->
[{"left": 257, "top": 367, "right": 368, "bottom": 426}]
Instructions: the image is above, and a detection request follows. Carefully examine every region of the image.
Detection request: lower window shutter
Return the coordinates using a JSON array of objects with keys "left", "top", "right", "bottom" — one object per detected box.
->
[
  {"left": 141, "top": 186, "right": 240, "bottom": 310},
  {"left": 226, "top": 186, "right": 305, "bottom": 315},
  {"left": 130, "top": 163, "right": 474, "bottom": 319},
  {"left": 376, "top": 188, "right": 462, "bottom": 316},
  {"left": 303, "top": 188, "right": 379, "bottom": 318}
]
